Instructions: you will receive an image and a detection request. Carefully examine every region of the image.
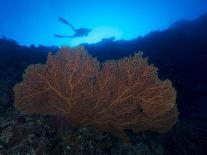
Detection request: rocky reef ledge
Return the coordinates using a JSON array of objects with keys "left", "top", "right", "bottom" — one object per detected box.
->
[{"left": 0, "top": 111, "right": 206, "bottom": 155}]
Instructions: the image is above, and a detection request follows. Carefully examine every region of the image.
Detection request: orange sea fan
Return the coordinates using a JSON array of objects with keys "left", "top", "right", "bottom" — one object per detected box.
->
[{"left": 14, "top": 46, "right": 178, "bottom": 138}]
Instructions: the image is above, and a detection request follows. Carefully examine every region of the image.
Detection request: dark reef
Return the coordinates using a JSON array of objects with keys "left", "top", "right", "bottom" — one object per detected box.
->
[
  {"left": 0, "top": 112, "right": 206, "bottom": 154},
  {"left": 0, "top": 13, "right": 207, "bottom": 154}
]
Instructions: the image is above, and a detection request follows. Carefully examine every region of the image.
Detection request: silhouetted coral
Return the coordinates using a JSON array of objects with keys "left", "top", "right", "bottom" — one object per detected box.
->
[{"left": 14, "top": 46, "right": 178, "bottom": 138}]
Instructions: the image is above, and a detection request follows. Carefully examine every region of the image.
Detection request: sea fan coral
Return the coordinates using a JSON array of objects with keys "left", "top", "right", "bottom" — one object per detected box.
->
[{"left": 14, "top": 46, "right": 178, "bottom": 137}]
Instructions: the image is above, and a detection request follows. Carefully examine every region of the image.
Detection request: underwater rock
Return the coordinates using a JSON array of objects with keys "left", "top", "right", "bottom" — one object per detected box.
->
[
  {"left": 0, "top": 112, "right": 164, "bottom": 155},
  {"left": 0, "top": 112, "right": 206, "bottom": 154},
  {"left": 0, "top": 79, "right": 15, "bottom": 113}
]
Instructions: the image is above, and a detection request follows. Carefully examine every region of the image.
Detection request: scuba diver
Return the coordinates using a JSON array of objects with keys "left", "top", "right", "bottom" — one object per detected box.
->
[{"left": 54, "top": 17, "right": 91, "bottom": 38}]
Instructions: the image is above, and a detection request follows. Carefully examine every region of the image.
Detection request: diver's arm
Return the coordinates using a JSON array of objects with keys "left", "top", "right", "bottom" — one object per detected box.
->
[{"left": 54, "top": 34, "right": 74, "bottom": 38}]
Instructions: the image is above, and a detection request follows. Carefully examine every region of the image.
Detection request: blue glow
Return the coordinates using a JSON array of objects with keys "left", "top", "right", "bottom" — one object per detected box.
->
[{"left": 0, "top": 0, "right": 207, "bottom": 46}]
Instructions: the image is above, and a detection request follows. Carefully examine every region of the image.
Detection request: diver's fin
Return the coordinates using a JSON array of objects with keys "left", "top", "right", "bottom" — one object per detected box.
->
[{"left": 59, "top": 17, "right": 77, "bottom": 32}]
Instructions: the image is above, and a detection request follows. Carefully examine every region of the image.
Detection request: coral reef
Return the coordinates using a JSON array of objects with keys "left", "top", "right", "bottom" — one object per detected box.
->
[
  {"left": 0, "top": 112, "right": 206, "bottom": 155},
  {"left": 14, "top": 46, "right": 178, "bottom": 138}
]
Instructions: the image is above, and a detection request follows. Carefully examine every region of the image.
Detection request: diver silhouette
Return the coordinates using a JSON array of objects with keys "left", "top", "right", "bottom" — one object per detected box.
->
[{"left": 54, "top": 17, "right": 91, "bottom": 38}]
